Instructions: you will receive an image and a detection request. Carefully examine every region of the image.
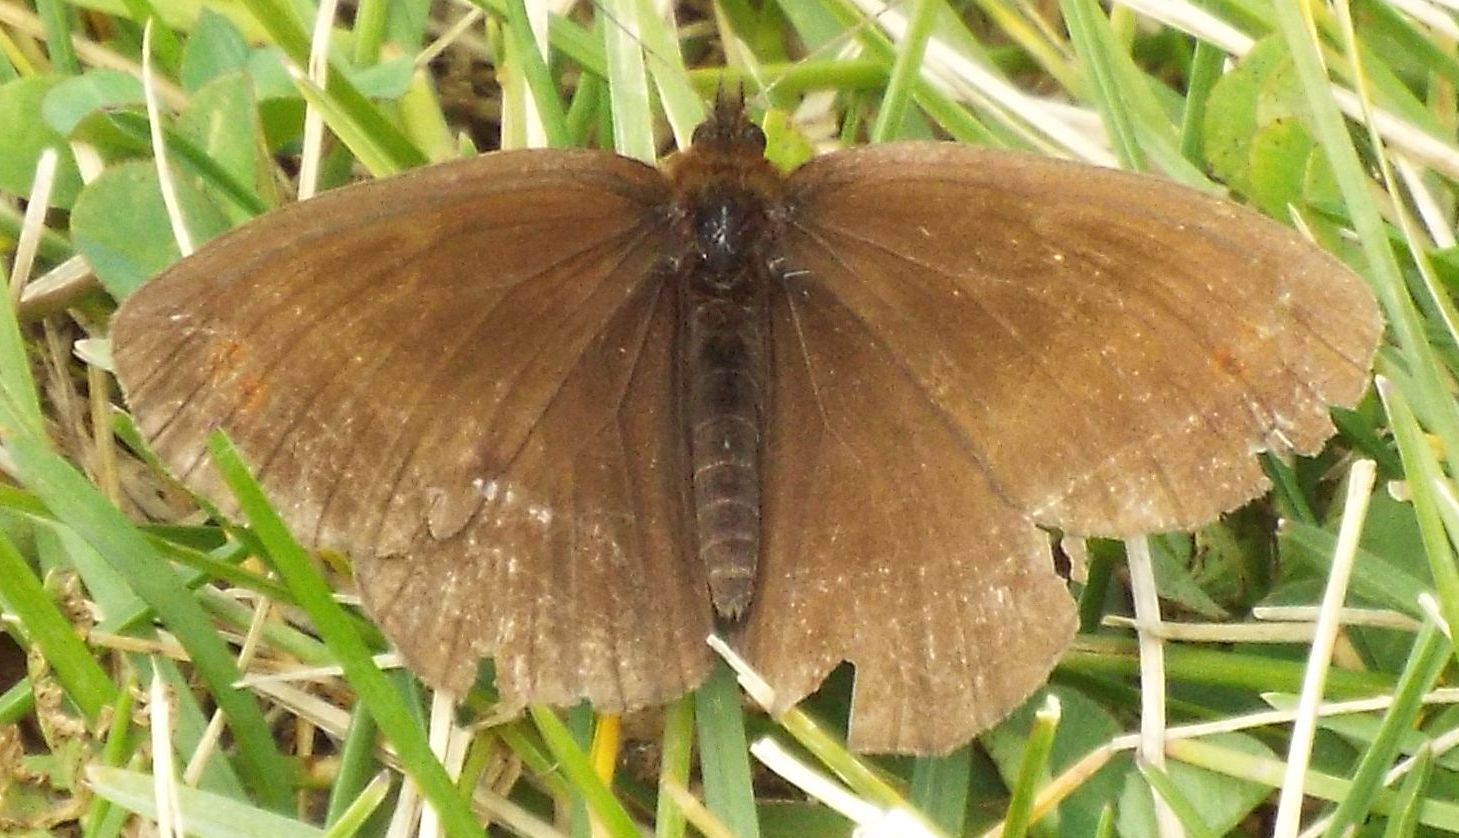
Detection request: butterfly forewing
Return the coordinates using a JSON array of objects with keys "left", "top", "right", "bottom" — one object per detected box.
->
[
  {"left": 778, "top": 144, "right": 1380, "bottom": 539},
  {"left": 115, "top": 151, "right": 667, "bottom": 555},
  {"left": 113, "top": 150, "right": 715, "bottom": 703}
]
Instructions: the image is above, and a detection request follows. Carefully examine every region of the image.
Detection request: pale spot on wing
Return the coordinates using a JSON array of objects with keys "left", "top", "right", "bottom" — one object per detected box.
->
[
  {"left": 465, "top": 477, "right": 561, "bottom": 530},
  {"left": 471, "top": 477, "right": 501, "bottom": 501}
]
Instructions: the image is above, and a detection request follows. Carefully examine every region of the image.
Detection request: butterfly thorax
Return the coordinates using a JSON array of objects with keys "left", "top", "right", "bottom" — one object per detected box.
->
[
  {"left": 663, "top": 120, "right": 785, "bottom": 275},
  {"left": 663, "top": 108, "right": 785, "bottom": 619}
]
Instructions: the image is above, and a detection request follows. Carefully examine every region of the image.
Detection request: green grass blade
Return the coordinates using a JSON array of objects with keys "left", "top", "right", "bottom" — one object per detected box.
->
[
  {"left": 6, "top": 437, "right": 294, "bottom": 810},
  {"left": 351, "top": 0, "right": 389, "bottom": 66},
  {"left": 320, "top": 772, "right": 390, "bottom": 838},
  {"left": 1323, "top": 623, "right": 1450, "bottom": 836},
  {"left": 869, "top": 0, "right": 936, "bottom": 143},
  {"left": 87, "top": 766, "right": 324, "bottom": 838},
  {"left": 81, "top": 669, "right": 137, "bottom": 836},
  {"left": 1139, "top": 763, "right": 1218, "bottom": 838},
  {"left": 528, "top": 706, "right": 640, "bottom": 838},
  {"left": 1178, "top": 39, "right": 1223, "bottom": 163},
  {"left": 290, "top": 74, "right": 408, "bottom": 178},
  {"left": 1382, "top": 745, "right": 1434, "bottom": 838},
  {"left": 501, "top": 0, "right": 569, "bottom": 146},
  {"left": 696, "top": 662, "right": 760, "bottom": 838},
  {"left": 1000, "top": 695, "right": 1060, "bottom": 838},
  {"left": 1060, "top": 0, "right": 1143, "bottom": 169},
  {"left": 636, "top": 0, "right": 703, "bottom": 146},
  {"left": 0, "top": 529, "right": 117, "bottom": 724},
  {"left": 236, "top": 0, "right": 426, "bottom": 170},
  {"left": 323, "top": 709, "right": 383, "bottom": 827},
  {"left": 1170, "top": 737, "right": 1459, "bottom": 832},
  {"left": 34, "top": 0, "right": 78, "bottom": 74},
  {"left": 909, "top": 745, "right": 971, "bottom": 835},
  {"left": 1376, "top": 378, "right": 1459, "bottom": 658},
  {"left": 656, "top": 695, "right": 695, "bottom": 838},
  {"left": 601, "top": 0, "right": 654, "bottom": 160},
  {"left": 0, "top": 253, "right": 45, "bottom": 441},
  {"left": 205, "top": 433, "right": 480, "bottom": 837}
]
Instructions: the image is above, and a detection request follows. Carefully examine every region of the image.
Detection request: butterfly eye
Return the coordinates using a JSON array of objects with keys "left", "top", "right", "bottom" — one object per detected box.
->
[
  {"left": 691, "top": 120, "right": 713, "bottom": 146},
  {"left": 740, "top": 122, "right": 766, "bottom": 151}
]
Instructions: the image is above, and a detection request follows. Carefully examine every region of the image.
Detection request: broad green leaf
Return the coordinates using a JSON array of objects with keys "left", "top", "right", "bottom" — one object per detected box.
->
[
  {"left": 0, "top": 77, "right": 84, "bottom": 207},
  {"left": 70, "top": 161, "right": 232, "bottom": 299}
]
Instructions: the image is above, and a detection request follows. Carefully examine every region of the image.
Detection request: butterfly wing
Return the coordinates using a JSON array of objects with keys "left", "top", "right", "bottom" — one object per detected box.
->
[
  {"left": 747, "top": 143, "right": 1378, "bottom": 753},
  {"left": 778, "top": 144, "right": 1379, "bottom": 537},
  {"left": 748, "top": 274, "right": 1077, "bottom": 753},
  {"left": 354, "top": 273, "right": 710, "bottom": 706},
  {"left": 113, "top": 151, "right": 713, "bottom": 706}
]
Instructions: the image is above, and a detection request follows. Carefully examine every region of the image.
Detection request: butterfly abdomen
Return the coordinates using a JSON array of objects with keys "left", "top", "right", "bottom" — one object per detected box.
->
[{"left": 683, "top": 269, "right": 769, "bottom": 618}]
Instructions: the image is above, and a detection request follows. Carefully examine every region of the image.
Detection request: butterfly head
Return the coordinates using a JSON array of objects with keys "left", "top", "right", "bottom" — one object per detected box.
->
[{"left": 691, "top": 94, "right": 767, "bottom": 156}]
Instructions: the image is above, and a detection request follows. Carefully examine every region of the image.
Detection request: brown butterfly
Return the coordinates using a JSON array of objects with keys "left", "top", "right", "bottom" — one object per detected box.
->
[{"left": 110, "top": 97, "right": 1381, "bottom": 754}]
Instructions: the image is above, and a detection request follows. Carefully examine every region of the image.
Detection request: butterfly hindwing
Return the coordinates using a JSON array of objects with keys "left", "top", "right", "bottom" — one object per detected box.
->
[
  {"left": 355, "top": 275, "right": 712, "bottom": 705},
  {"left": 748, "top": 273, "right": 1076, "bottom": 754}
]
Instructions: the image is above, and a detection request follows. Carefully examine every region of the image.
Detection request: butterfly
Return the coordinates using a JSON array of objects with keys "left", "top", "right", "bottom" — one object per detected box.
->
[{"left": 111, "top": 96, "right": 1381, "bottom": 754}]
